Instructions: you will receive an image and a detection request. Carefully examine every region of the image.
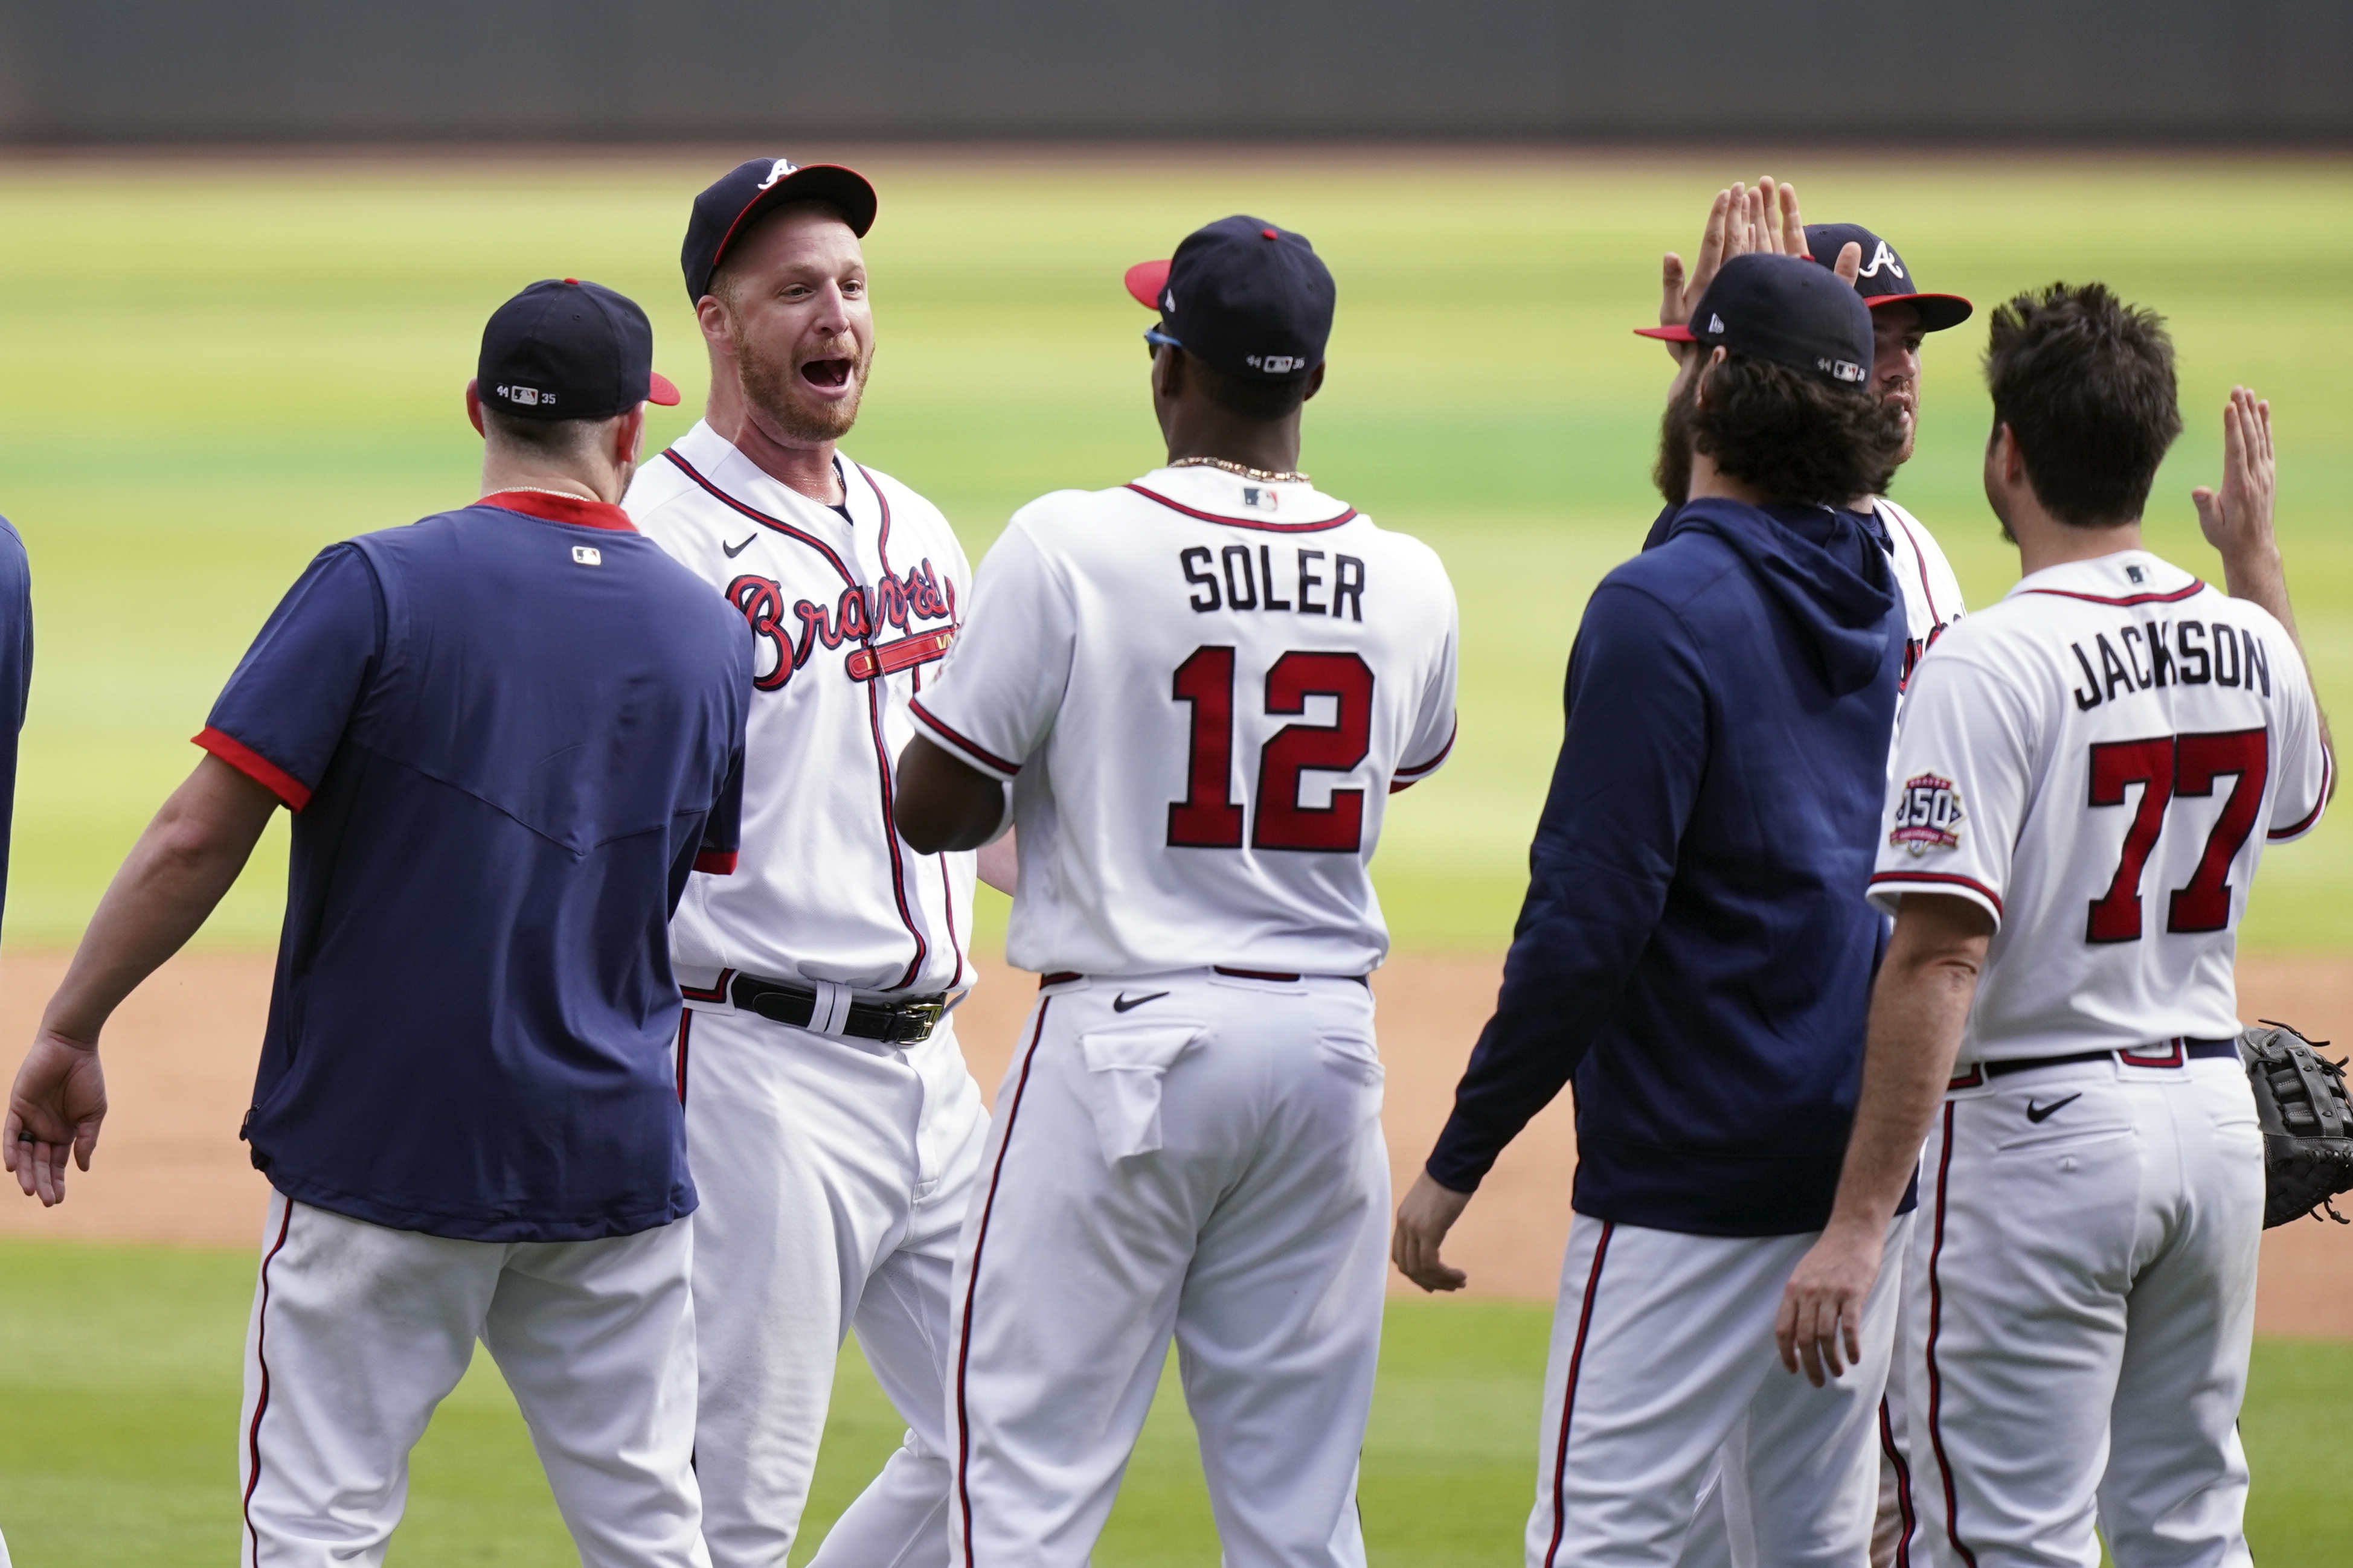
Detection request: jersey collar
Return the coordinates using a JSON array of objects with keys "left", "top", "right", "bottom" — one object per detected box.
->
[
  {"left": 1127, "top": 464, "right": 1355, "bottom": 530},
  {"left": 672, "top": 420, "right": 872, "bottom": 533},
  {"left": 480, "top": 490, "right": 639, "bottom": 533},
  {"left": 2006, "top": 549, "right": 2201, "bottom": 607}
]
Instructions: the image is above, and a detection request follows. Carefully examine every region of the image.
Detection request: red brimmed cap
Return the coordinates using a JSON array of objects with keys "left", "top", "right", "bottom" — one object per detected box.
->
[
  {"left": 1121, "top": 217, "right": 1333, "bottom": 382},
  {"left": 682, "top": 157, "right": 879, "bottom": 305},
  {"left": 1803, "top": 223, "right": 1972, "bottom": 331},
  {"left": 479, "top": 278, "right": 681, "bottom": 421}
]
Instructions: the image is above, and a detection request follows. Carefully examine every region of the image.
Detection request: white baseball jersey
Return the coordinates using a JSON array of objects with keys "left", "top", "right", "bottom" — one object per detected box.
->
[
  {"left": 626, "top": 421, "right": 975, "bottom": 994},
  {"left": 910, "top": 464, "right": 1459, "bottom": 978},
  {"left": 1868, "top": 549, "right": 2329, "bottom": 1058},
  {"left": 1876, "top": 496, "right": 1965, "bottom": 696}
]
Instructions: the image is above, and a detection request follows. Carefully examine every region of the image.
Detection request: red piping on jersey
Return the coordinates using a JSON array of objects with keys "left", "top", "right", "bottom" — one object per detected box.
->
[
  {"left": 692, "top": 850, "right": 739, "bottom": 875},
  {"left": 679, "top": 968, "right": 733, "bottom": 1005},
  {"left": 1391, "top": 719, "right": 1457, "bottom": 792},
  {"left": 1541, "top": 1218, "right": 1614, "bottom": 1568},
  {"left": 479, "top": 490, "right": 640, "bottom": 533},
  {"left": 1124, "top": 482, "right": 1358, "bottom": 534},
  {"left": 2017, "top": 580, "right": 2204, "bottom": 608},
  {"left": 661, "top": 449, "right": 934, "bottom": 991},
  {"left": 1869, "top": 869, "right": 2003, "bottom": 918},
  {"left": 2270, "top": 749, "right": 2331, "bottom": 841},
  {"left": 909, "top": 699, "right": 1021, "bottom": 778},
  {"left": 955, "top": 997, "right": 1055, "bottom": 1566},
  {"left": 243, "top": 1199, "right": 297, "bottom": 1558},
  {"left": 1889, "top": 507, "right": 1941, "bottom": 626},
  {"left": 1879, "top": 1395, "right": 1918, "bottom": 1567},
  {"left": 854, "top": 462, "right": 935, "bottom": 993},
  {"left": 674, "top": 1011, "right": 693, "bottom": 1107},
  {"left": 1923, "top": 1104, "right": 1982, "bottom": 1568},
  {"left": 194, "top": 726, "right": 311, "bottom": 811}
]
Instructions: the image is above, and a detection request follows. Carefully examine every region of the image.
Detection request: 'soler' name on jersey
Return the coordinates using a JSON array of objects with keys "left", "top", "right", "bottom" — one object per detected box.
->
[
  {"left": 1869, "top": 550, "right": 2331, "bottom": 1058},
  {"left": 911, "top": 465, "right": 1460, "bottom": 979}
]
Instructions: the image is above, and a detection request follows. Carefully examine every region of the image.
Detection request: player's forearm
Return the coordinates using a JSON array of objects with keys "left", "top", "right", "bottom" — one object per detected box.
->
[
  {"left": 894, "top": 737, "right": 1009, "bottom": 854},
  {"left": 42, "top": 758, "right": 275, "bottom": 1045},
  {"left": 1822, "top": 903, "right": 1986, "bottom": 1236}
]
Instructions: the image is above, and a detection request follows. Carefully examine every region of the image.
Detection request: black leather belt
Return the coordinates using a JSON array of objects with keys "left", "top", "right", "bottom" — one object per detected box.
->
[
  {"left": 728, "top": 973, "right": 946, "bottom": 1045},
  {"left": 1949, "top": 1036, "right": 2237, "bottom": 1090}
]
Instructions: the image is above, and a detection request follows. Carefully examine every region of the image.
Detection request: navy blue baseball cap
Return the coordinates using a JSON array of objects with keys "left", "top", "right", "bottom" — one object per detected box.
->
[
  {"left": 1805, "top": 223, "right": 1973, "bottom": 331},
  {"left": 1123, "top": 216, "right": 1334, "bottom": 382},
  {"left": 477, "top": 279, "right": 681, "bottom": 421},
  {"left": 682, "top": 156, "right": 878, "bottom": 304},
  {"left": 1634, "top": 252, "right": 1873, "bottom": 387}
]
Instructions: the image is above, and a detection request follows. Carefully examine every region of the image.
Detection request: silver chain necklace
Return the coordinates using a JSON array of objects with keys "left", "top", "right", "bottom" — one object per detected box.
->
[{"left": 1169, "top": 455, "right": 1309, "bottom": 484}]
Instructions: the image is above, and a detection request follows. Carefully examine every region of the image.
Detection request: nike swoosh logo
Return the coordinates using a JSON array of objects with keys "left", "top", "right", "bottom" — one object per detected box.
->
[
  {"left": 1111, "top": 991, "right": 1169, "bottom": 1013},
  {"left": 722, "top": 534, "right": 756, "bottom": 558},
  {"left": 2026, "top": 1093, "right": 2082, "bottom": 1124}
]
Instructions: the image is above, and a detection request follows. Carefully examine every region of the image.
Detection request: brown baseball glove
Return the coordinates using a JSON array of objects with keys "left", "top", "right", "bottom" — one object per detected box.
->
[{"left": 2239, "top": 1020, "right": 2353, "bottom": 1227}]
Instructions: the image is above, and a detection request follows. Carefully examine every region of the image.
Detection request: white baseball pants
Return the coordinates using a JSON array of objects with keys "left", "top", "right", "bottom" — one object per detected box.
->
[
  {"left": 1530, "top": 1212, "right": 1907, "bottom": 1568},
  {"left": 677, "top": 1000, "right": 989, "bottom": 1568},
  {"left": 949, "top": 970, "right": 1390, "bottom": 1568},
  {"left": 236, "top": 1192, "right": 704, "bottom": 1568},
  {"left": 1901, "top": 1054, "right": 2262, "bottom": 1568}
]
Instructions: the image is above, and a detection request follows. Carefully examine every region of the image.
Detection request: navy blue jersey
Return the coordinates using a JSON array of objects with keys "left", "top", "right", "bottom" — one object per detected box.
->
[
  {"left": 199, "top": 491, "right": 751, "bottom": 1242},
  {"left": 0, "top": 519, "right": 30, "bottom": 932},
  {"left": 1428, "top": 499, "right": 1909, "bottom": 1237}
]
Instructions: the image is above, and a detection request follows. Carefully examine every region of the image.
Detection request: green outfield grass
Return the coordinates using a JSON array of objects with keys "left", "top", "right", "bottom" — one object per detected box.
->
[
  {"left": 0, "top": 152, "right": 2348, "bottom": 955},
  {"left": 0, "top": 1235, "right": 2341, "bottom": 1564}
]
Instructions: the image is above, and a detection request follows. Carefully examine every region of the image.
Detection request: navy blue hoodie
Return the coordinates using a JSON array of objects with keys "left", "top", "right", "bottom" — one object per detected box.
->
[{"left": 1427, "top": 498, "right": 1905, "bottom": 1236}]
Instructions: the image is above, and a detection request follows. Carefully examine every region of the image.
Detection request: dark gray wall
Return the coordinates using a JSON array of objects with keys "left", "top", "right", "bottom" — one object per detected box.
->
[{"left": 0, "top": 1, "right": 2346, "bottom": 144}]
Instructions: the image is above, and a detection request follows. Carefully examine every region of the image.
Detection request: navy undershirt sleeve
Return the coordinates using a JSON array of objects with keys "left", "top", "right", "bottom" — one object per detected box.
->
[
  {"left": 201, "top": 545, "right": 384, "bottom": 807},
  {"left": 1425, "top": 579, "right": 1710, "bottom": 1193}
]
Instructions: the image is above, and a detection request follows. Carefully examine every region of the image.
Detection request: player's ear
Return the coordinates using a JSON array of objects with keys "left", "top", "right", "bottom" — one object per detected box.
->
[
  {"left": 695, "top": 294, "right": 732, "bottom": 351},
  {"left": 1302, "top": 361, "right": 1327, "bottom": 403},
  {"left": 464, "top": 379, "right": 486, "bottom": 438},
  {"left": 615, "top": 406, "right": 647, "bottom": 468}
]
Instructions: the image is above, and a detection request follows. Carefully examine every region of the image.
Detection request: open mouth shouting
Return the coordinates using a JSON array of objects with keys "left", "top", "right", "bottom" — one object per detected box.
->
[{"left": 801, "top": 357, "right": 856, "bottom": 391}]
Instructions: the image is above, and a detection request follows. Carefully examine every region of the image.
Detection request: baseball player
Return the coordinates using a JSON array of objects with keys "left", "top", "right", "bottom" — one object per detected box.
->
[
  {"left": 1392, "top": 254, "right": 1910, "bottom": 1567},
  {"left": 620, "top": 158, "right": 1005, "bottom": 1568},
  {"left": 893, "top": 214, "right": 1460, "bottom": 1567},
  {"left": 1646, "top": 179, "right": 1974, "bottom": 1568},
  {"left": 1779, "top": 289, "right": 2332, "bottom": 1567},
  {"left": 4, "top": 279, "right": 748, "bottom": 1566}
]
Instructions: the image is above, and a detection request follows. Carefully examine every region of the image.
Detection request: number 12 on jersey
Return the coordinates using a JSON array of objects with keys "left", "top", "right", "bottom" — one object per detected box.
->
[{"left": 1169, "top": 645, "right": 1373, "bottom": 853}]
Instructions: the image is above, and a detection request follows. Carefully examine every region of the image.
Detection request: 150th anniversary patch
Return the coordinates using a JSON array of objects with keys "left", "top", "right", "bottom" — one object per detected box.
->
[{"left": 1890, "top": 771, "right": 1966, "bottom": 854}]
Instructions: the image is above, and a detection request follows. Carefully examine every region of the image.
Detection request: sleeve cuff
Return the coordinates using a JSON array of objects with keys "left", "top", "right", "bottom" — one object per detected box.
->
[
  {"left": 1390, "top": 718, "right": 1458, "bottom": 793},
  {"left": 1867, "top": 869, "right": 2003, "bottom": 928},
  {"left": 2268, "top": 750, "right": 2331, "bottom": 842},
  {"left": 193, "top": 726, "right": 310, "bottom": 811},
  {"left": 693, "top": 850, "right": 739, "bottom": 875},
  {"left": 908, "top": 700, "right": 1022, "bottom": 783}
]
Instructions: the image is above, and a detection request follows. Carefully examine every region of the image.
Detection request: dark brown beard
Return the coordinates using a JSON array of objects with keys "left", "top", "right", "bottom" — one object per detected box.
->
[
  {"left": 1653, "top": 374, "right": 1698, "bottom": 507},
  {"left": 730, "top": 311, "right": 870, "bottom": 443}
]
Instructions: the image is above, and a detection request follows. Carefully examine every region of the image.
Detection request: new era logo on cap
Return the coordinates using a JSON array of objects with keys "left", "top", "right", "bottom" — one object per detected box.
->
[
  {"left": 1709, "top": 313, "right": 1725, "bottom": 334},
  {"left": 1632, "top": 254, "right": 1875, "bottom": 389}
]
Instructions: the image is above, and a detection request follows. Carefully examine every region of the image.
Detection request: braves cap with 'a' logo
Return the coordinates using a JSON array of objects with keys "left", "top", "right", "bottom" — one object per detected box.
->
[
  {"left": 1633, "top": 252, "right": 1875, "bottom": 387},
  {"left": 477, "top": 278, "right": 682, "bottom": 421},
  {"left": 681, "top": 156, "right": 879, "bottom": 304},
  {"left": 1804, "top": 223, "right": 1973, "bottom": 331},
  {"left": 1123, "top": 215, "right": 1334, "bottom": 383}
]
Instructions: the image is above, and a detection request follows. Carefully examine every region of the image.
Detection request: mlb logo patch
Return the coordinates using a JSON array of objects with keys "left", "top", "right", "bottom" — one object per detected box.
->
[
  {"left": 572, "top": 546, "right": 602, "bottom": 567},
  {"left": 1890, "top": 772, "right": 1965, "bottom": 854},
  {"left": 1242, "top": 485, "right": 1279, "bottom": 512}
]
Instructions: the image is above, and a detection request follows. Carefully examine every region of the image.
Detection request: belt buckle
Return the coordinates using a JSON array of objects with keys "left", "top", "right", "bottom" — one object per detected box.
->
[{"left": 892, "top": 998, "right": 944, "bottom": 1045}]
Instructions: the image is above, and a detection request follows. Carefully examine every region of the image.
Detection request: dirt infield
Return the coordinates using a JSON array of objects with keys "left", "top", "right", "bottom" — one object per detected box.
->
[{"left": 4, "top": 950, "right": 2350, "bottom": 1336}]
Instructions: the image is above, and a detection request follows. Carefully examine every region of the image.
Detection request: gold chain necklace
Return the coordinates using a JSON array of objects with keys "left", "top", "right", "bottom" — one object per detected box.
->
[{"left": 1169, "top": 455, "right": 1309, "bottom": 484}]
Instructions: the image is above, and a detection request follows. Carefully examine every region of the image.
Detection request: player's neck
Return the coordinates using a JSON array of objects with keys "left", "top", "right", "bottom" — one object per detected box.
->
[
  {"left": 478, "top": 455, "right": 624, "bottom": 507},
  {"left": 1686, "top": 450, "right": 1768, "bottom": 508},
  {"left": 1162, "top": 415, "right": 1305, "bottom": 478},
  {"left": 704, "top": 376, "right": 846, "bottom": 506},
  {"left": 2008, "top": 502, "right": 2144, "bottom": 578}
]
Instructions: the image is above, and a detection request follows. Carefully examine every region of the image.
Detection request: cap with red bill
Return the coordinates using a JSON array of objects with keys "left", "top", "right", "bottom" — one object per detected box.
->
[
  {"left": 682, "top": 156, "right": 879, "bottom": 305},
  {"left": 477, "top": 278, "right": 680, "bottom": 421},
  {"left": 1635, "top": 252, "right": 1874, "bottom": 387},
  {"left": 1123, "top": 214, "right": 1334, "bottom": 383},
  {"left": 1803, "top": 223, "right": 1972, "bottom": 331}
]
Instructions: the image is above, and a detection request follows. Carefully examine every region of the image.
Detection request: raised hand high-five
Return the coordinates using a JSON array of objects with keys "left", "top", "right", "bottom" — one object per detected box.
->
[{"left": 1657, "top": 177, "right": 1862, "bottom": 348}]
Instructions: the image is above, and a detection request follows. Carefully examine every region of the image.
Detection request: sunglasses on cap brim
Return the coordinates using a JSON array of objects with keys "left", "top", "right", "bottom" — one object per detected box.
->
[{"left": 1144, "top": 325, "right": 1183, "bottom": 360}]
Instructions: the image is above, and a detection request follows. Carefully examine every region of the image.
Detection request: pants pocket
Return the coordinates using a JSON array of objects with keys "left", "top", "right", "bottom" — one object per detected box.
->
[{"left": 1076, "top": 1024, "right": 1209, "bottom": 1162}]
